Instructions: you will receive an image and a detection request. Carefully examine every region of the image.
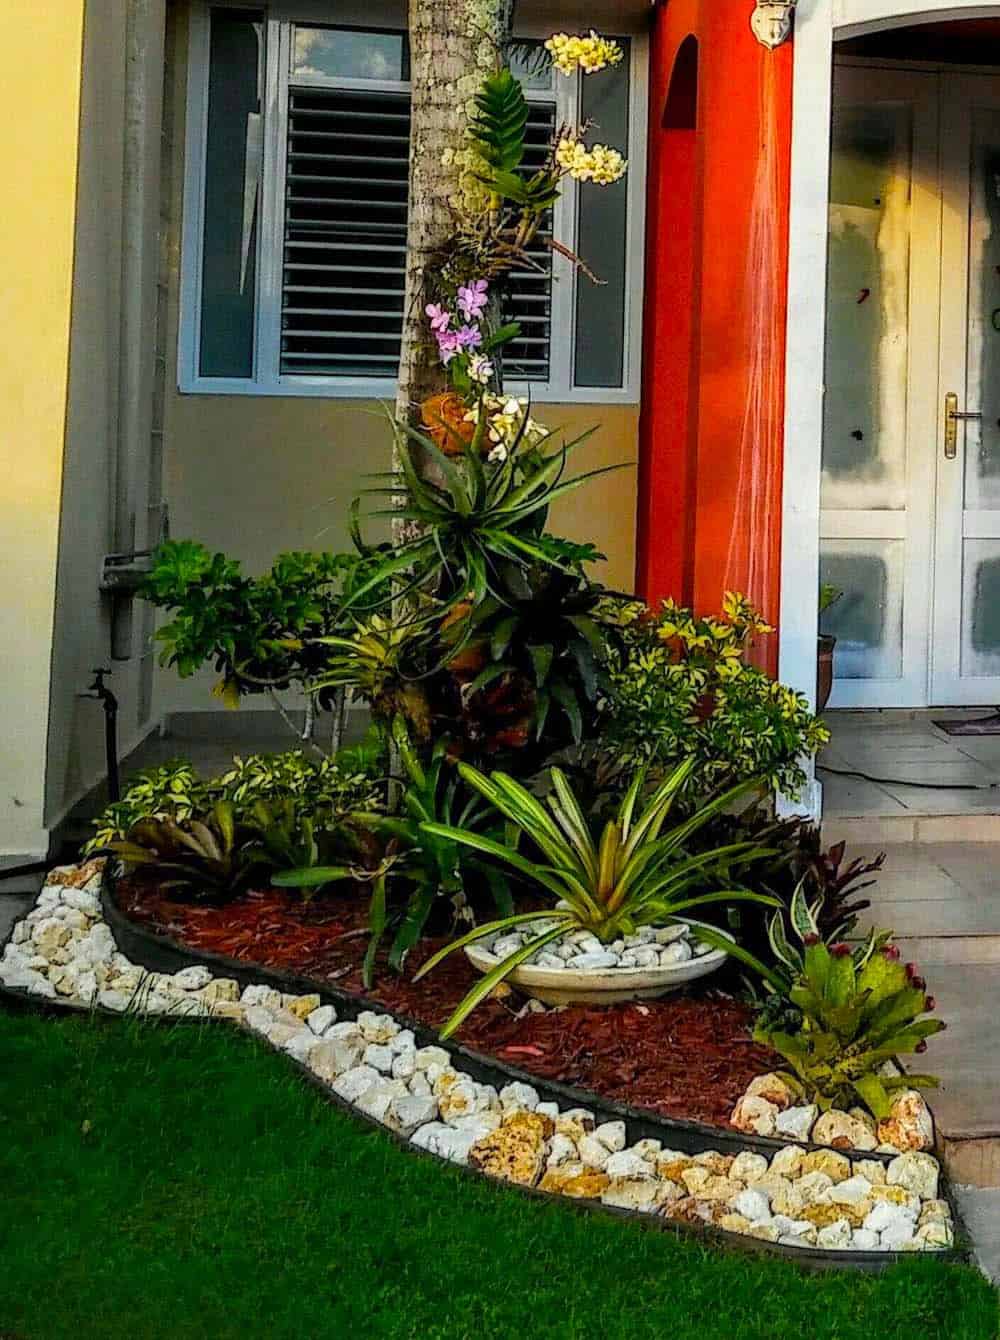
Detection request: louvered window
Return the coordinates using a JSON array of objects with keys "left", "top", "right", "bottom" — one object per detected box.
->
[
  {"left": 281, "top": 87, "right": 410, "bottom": 377},
  {"left": 180, "top": 8, "right": 642, "bottom": 401},
  {"left": 502, "top": 101, "right": 555, "bottom": 382}
]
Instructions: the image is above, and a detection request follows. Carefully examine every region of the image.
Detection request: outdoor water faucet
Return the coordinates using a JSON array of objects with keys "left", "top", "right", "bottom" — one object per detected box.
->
[{"left": 751, "top": 0, "right": 797, "bottom": 49}]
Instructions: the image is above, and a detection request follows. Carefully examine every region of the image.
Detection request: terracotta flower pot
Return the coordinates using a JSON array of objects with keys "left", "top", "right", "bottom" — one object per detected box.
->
[
  {"left": 817, "top": 634, "right": 836, "bottom": 712},
  {"left": 420, "top": 393, "right": 476, "bottom": 456},
  {"left": 440, "top": 600, "right": 487, "bottom": 677}
]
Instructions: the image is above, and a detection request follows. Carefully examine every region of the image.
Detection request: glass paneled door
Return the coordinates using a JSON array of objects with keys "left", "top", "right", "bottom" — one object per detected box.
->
[
  {"left": 933, "top": 78, "right": 1000, "bottom": 703},
  {"left": 821, "top": 67, "right": 940, "bottom": 707},
  {"left": 823, "top": 65, "right": 1000, "bottom": 707}
]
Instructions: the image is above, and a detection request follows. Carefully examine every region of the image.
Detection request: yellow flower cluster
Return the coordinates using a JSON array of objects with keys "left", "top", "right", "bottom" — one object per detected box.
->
[
  {"left": 544, "top": 31, "right": 623, "bottom": 76},
  {"left": 554, "top": 137, "right": 627, "bottom": 185}
]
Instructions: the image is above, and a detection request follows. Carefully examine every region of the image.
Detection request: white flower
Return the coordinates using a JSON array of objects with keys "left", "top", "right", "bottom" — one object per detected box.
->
[
  {"left": 468, "top": 354, "right": 495, "bottom": 385},
  {"left": 487, "top": 444, "right": 509, "bottom": 463}
]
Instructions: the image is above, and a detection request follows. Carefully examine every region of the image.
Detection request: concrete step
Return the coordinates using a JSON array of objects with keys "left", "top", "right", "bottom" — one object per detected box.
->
[
  {"left": 823, "top": 813, "right": 1000, "bottom": 845},
  {"left": 883, "top": 935, "right": 1000, "bottom": 966}
]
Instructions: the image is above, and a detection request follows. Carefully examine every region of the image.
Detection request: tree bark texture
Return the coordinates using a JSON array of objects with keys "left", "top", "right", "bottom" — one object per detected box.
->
[{"left": 395, "top": 0, "right": 512, "bottom": 422}]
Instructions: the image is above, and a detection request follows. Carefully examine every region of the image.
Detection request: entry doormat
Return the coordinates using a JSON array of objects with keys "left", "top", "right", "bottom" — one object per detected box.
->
[{"left": 934, "top": 712, "right": 1000, "bottom": 737}]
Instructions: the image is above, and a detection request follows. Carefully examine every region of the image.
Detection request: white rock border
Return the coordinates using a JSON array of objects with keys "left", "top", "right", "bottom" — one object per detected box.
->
[
  {"left": 731, "top": 1073, "right": 935, "bottom": 1157},
  {"left": 0, "top": 863, "right": 955, "bottom": 1258}
]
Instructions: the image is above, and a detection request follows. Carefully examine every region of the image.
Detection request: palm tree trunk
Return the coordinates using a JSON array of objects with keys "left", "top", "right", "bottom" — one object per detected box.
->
[{"left": 395, "top": 0, "right": 512, "bottom": 422}]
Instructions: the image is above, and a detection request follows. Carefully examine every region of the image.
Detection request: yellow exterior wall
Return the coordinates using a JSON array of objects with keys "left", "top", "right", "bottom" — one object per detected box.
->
[{"left": 0, "top": 3, "right": 86, "bottom": 856}]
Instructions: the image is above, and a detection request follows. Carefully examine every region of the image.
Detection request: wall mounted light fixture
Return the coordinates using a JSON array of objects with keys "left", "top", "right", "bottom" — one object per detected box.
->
[{"left": 750, "top": 0, "right": 797, "bottom": 49}]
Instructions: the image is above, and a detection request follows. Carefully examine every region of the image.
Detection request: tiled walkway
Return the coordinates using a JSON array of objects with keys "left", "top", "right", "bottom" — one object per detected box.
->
[
  {"left": 820, "top": 709, "right": 1000, "bottom": 819},
  {"left": 819, "top": 717, "right": 1000, "bottom": 1183}
]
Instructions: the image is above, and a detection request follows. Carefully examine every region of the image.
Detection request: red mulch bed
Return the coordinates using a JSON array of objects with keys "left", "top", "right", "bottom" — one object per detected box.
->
[{"left": 116, "top": 881, "right": 779, "bottom": 1130}]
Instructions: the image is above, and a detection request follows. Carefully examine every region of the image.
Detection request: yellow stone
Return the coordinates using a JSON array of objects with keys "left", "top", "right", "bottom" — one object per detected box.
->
[
  {"left": 800, "top": 1149, "right": 852, "bottom": 1184},
  {"left": 284, "top": 994, "right": 322, "bottom": 1021},
  {"left": 800, "top": 1202, "right": 867, "bottom": 1230},
  {"left": 539, "top": 1167, "right": 610, "bottom": 1199},
  {"left": 469, "top": 1111, "right": 554, "bottom": 1188},
  {"left": 693, "top": 1151, "right": 735, "bottom": 1176},
  {"left": 657, "top": 1156, "right": 695, "bottom": 1185},
  {"left": 680, "top": 1166, "right": 711, "bottom": 1195}
]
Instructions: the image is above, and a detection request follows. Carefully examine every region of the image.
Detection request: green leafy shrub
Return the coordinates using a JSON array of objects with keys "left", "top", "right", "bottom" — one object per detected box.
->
[
  {"left": 279, "top": 719, "right": 514, "bottom": 984},
  {"left": 601, "top": 594, "right": 830, "bottom": 796},
  {"left": 215, "top": 750, "right": 381, "bottom": 832},
  {"left": 85, "top": 761, "right": 211, "bottom": 855},
  {"left": 414, "top": 758, "right": 780, "bottom": 1036},
  {"left": 87, "top": 750, "right": 380, "bottom": 862},
  {"left": 754, "top": 920, "right": 945, "bottom": 1120},
  {"left": 140, "top": 541, "right": 380, "bottom": 706}
]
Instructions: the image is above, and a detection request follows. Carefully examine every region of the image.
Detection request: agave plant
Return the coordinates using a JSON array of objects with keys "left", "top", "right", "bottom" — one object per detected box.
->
[
  {"left": 413, "top": 758, "right": 780, "bottom": 1036},
  {"left": 340, "top": 412, "right": 624, "bottom": 622}
]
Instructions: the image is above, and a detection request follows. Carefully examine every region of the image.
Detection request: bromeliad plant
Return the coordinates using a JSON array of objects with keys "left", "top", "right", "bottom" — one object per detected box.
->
[
  {"left": 754, "top": 926, "right": 945, "bottom": 1121},
  {"left": 439, "top": 562, "right": 622, "bottom": 751},
  {"left": 414, "top": 757, "right": 781, "bottom": 1037},
  {"left": 101, "top": 802, "right": 259, "bottom": 899}
]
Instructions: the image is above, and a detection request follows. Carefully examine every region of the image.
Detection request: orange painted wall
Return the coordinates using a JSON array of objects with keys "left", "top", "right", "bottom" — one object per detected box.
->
[{"left": 638, "top": 0, "right": 793, "bottom": 671}]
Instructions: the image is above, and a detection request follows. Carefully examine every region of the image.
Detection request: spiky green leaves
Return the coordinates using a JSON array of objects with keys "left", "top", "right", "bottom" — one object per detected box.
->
[
  {"left": 468, "top": 69, "right": 529, "bottom": 173},
  {"left": 414, "top": 759, "right": 777, "bottom": 1034}
]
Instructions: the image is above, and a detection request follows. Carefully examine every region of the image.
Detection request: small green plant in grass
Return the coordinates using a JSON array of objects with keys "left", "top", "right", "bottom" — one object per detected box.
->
[{"left": 414, "top": 758, "right": 781, "bottom": 1036}]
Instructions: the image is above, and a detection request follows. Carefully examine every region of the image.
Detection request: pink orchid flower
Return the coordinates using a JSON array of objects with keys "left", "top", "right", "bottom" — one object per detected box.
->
[
  {"left": 457, "top": 279, "right": 489, "bottom": 322},
  {"left": 436, "top": 329, "right": 461, "bottom": 364},
  {"left": 425, "top": 303, "right": 451, "bottom": 333},
  {"left": 454, "top": 324, "right": 483, "bottom": 350}
]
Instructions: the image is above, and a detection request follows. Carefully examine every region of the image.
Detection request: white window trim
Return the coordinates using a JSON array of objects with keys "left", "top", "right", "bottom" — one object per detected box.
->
[{"left": 178, "top": 1, "right": 647, "bottom": 404}]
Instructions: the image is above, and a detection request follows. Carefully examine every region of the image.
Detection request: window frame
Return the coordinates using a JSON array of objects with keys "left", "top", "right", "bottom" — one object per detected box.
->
[{"left": 178, "top": 0, "right": 647, "bottom": 403}]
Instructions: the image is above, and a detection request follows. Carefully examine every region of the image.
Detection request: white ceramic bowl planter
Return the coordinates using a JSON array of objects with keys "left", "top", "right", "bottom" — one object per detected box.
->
[{"left": 464, "top": 919, "right": 733, "bottom": 1007}]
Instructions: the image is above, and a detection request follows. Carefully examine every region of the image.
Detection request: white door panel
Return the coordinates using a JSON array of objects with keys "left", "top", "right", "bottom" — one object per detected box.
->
[
  {"left": 933, "top": 77, "right": 1000, "bottom": 704},
  {"left": 821, "top": 66, "right": 939, "bottom": 707}
]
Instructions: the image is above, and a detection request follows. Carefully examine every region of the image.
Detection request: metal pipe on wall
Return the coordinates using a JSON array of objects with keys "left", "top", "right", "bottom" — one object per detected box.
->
[{"left": 111, "top": 0, "right": 166, "bottom": 660}]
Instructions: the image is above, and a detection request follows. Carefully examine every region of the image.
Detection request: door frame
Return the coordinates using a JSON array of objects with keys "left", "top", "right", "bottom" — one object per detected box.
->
[{"left": 778, "top": 0, "right": 1000, "bottom": 716}]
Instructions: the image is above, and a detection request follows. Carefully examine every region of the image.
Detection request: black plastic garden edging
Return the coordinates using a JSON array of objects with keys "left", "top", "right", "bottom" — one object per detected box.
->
[{"left": 29, "top": 870, "right": 960, "bottom": 1273}]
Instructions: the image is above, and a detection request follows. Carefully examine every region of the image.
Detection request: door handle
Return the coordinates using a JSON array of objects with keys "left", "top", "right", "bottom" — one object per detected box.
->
[{"left": 944, "top": 392, "right": 981, "bottom": 459}]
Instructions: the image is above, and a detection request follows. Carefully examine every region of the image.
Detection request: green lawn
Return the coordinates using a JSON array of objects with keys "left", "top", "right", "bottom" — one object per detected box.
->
[{"left": 1, "top": 1008, "right": 997, "bottom": 1340}]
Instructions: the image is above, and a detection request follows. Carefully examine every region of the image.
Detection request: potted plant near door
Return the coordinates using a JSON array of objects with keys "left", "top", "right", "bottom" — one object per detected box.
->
[{"left": 817, "top": 584, "right": 842, "bottom": 712}]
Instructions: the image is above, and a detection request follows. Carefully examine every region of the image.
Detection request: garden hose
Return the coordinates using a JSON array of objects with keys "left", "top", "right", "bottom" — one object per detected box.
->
[{"left": 816, "top": 763, "right": 1000, "bottom": 792}]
